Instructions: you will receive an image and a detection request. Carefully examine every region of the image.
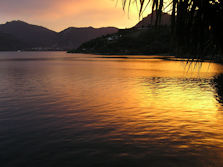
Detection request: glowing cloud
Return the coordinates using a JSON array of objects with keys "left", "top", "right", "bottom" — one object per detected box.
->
[{"left": 0, "top": 0, "right": 149, "bottom": 31}]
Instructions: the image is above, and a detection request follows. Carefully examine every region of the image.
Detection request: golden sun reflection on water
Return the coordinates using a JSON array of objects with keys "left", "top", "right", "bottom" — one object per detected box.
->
[{"left": 44, "top": 56, "right": 223, "bottom": 150}]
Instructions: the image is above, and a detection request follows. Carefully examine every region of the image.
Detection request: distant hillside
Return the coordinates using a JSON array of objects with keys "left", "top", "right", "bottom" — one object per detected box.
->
[
  {"left": 72, "top": 26, "right": 171, "bottom": 55},
  {"left": 71, "top": 12, "right": 172, "bottom": 55},
  {"left": 135, "top": 12, "right": 171, "bottom": 28},
  {"left": 57, "top": 27, "right": 118, "bottom": 50},
  {"left": 0, "top": 21, "right": 118, "bottom": 51},
  {"left": 0, "top": 32, "right": 24, "bottom": 51},
  {"left": 0, "top": 21, "right": 57, "bottom": 49}
]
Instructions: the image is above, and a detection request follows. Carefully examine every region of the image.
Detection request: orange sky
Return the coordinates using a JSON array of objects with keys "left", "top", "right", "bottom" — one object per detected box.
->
[{"left": 0, "top": 0, "right": 153, "bottom": 32}]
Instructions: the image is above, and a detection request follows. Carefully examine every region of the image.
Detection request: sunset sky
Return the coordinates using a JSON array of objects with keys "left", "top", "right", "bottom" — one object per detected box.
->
[{"left": 0, "top": 0, "right": 152, "bottom": 32}]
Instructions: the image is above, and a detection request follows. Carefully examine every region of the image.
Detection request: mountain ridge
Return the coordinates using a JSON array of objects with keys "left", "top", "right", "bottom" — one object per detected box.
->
[
  {"left": 134, "top": 12, "right": 171, "bottom": 28},
  {"left": 0, "top": 20, "right": 118, "bottom": 51},
  {"left": 0, "top": 13, "right": 170, "bottom": 51},
  {"left": 72, "top": 12, "right": 172, "bottom": 55}
]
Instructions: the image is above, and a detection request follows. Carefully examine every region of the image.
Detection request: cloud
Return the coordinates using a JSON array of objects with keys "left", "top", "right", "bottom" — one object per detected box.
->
[{"left": 0, "top": 0, "right": 143, "bottom": 31}]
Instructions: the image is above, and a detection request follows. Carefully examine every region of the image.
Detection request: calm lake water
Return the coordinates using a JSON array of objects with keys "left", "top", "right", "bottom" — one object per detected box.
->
[{"left": 1, "top": 52, "right": 223, "bottom": 167}]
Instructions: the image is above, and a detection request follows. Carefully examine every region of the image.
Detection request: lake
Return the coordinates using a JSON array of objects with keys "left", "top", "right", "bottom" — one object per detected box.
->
[{"left": 1, "top": 52, "right": 223, "bottom": 167}]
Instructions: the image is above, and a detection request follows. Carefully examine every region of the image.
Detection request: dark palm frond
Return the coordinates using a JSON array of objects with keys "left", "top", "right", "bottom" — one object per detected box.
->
[
  {"left": 121, "top": 0, "right": 223, "bottom": 60},
  {"left": 213, "top": 74, "right": 223, "bottom": 105}
]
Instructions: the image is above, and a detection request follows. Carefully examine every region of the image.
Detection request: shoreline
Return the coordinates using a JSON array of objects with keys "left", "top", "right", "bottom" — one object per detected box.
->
[{"left": 70, "top": 51, "right": 223, "bottom": 64}]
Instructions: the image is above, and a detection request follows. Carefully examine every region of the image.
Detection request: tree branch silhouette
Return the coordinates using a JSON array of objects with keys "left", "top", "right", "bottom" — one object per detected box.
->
[{"left": 121, "top": 0, "right": 223, "bottom": 60}]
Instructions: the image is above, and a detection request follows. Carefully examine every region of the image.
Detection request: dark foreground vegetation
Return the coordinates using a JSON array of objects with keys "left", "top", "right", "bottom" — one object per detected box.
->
[
  {"left": 121, "top": 0, "right": 223, "bottom": 60},
  {"left": 213, "top": 74, "right": 223, "bottom": 104}
]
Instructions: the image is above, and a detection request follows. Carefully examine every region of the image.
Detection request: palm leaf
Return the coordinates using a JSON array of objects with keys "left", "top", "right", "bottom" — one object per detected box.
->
[{"left": 121, "top": 0, "right": 223, "bottom": 60}]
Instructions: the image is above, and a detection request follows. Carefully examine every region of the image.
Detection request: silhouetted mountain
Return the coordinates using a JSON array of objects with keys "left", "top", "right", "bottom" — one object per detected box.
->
[
  {"left": 0, "top": 21, "right": 57, "bottom": 49},
  {"left": 134, "top": 12, "right": 171, "bottom": 28},
  {"left": 57, "top": 27, "right": 118, "bottom": 50},
  {"left": 73, "top": 26, "right": 171, "bottom": 55},
  {"left": 0, "top": 32, "right": 24, "bottom": 51},
  {"left": 0, "top": 21, "right": 118, "bottom": 51},
  {"left": 71, "top": 12, "right": 172, "bottom": 55}
]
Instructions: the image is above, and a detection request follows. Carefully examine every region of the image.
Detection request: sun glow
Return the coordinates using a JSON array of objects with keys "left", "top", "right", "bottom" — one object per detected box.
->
[{"left": 0, "top": 0, "right": 150, "bottom": 31}]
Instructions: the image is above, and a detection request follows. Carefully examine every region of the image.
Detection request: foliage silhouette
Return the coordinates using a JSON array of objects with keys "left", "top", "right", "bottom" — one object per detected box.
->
[
  {"left": 121, "top": 0, "right": 223, "bottom": 59},
  {"left": 213, "top": 74, "right": 223, "bottom": 105}
]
